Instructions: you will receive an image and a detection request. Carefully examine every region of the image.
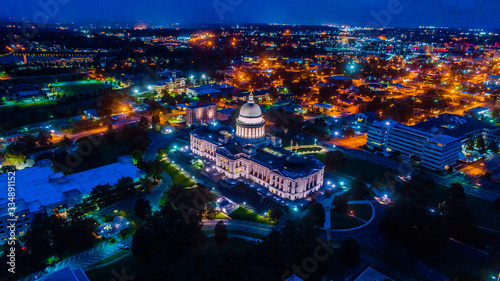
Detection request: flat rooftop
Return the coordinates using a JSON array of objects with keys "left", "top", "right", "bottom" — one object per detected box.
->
[
  {"left": 354, "top": 266, "right": 393, "bottom": 281},
  {"left": 0, "top": 162, "right": 141, "bottom": 212},
  {"left": 412, "top": 113, "right": 497, "bottom": 139},
  {"left": 252, "top": 146, "right": 324, "bottom": 179}
]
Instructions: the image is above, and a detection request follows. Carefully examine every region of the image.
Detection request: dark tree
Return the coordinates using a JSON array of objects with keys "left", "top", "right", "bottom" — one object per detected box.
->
[
  {"left": 214, "top": 220, "right": 228, "bottom": 246},
  {"left": 268, "top": 208, "right": 283, "bottom": 222},
  {"left": 324, "top": 150, "right": 346, "bottom": 171},
  {"left": 380, "top": 197, "right": 447, "bottom": 255},
  {"left": 488, "top": 141, "right": 499, "bottom": 154},
  {"left": 402, "top": 173, "right": 435, "bottom": 205},
  {"left": 132, "top": 204, "right": 205, "bottom": 263},
  {"left": 350, "top": 179, "right": 370, "bottom": 200},
  {"left": 447, "top": 183, "right": 466, "bottom": 200},
  {"left": 344, "top": 127, "right": 355, "bottom": 139},
  {"left": 146, "top": 159, "right": 163, "bottom": 183},
  {"left": 475, "top": 135, "right": 486, "bottom": 154},
  {"left": 104, "top": 124, "right": 116, "bottom": 145},
  {"left": 19, "top": 134, "right": 37, "bottom": 151},
  {"left": 205, "top": 202, "right": 217, "bottom": 221},
  {"left": 306, "top": 202, "right": 325, "bottom": 227},
  {"left": 37, "top": 130, "right": 53, "bottom": 147},
  {"left": 139, "top": 177, "right": 154, "bottom": 193},
  {"left": 135, "top": 198, "right": 152, "bottom": 220},
  {"left": 332, "top": 195, "right": 348, "bottom": 214},
  {"left": 138, "top": 116, "right": 149, "bottom": 129},
  {"left": 440, "top": 185, "right": 478, "bottom": 243},
  {"left": 131, "top": 150, "right": 144, "bottom": 164},
  {"left": 151, "top": 115, "right": 160, "bottom": 132},
  {"left": 58, "top": 135, "right": 72, "bottom": 151},
  {"left": 465, "top": 136, "right": 475, "bottom": 151},
  {"left": 340, "top": 238, "right": 360, "bottom": 267}
]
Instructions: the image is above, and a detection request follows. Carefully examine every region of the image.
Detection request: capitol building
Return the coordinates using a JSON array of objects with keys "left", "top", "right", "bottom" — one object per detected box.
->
[{"left": 190, "top": 94, "right": 325, "bottom": 201}]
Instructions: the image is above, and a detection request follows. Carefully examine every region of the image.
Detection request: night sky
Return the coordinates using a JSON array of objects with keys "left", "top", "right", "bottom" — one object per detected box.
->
[{"left": 2, "top": 0, "right": 500, "bottom": 29}]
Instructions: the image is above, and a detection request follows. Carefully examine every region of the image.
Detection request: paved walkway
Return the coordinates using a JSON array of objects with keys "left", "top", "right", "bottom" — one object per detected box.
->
[
  {"left": 205, "top": 233, "right": 263, "bottom": 242},
  {"left": 203, "top": 219, "right": 274, "bottom": 237},
  {"left": 324, "top": 199, "right": 375, "bottom": 231}
]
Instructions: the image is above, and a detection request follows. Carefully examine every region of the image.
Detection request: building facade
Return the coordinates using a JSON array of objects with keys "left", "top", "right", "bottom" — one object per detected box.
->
[
  {"left": 185, "top": 103, "right": 217, "bottom": 126},
  {"left": 190, "top": 94, "right": 325, "bottom": 201},
  {"left": 367, "top": 120, "right": 462, "bottom": 170}
]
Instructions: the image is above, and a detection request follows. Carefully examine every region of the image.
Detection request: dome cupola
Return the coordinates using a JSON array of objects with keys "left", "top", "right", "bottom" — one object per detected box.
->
[{"left": 235, "top": 92, "right": 266, "bottom": 140}]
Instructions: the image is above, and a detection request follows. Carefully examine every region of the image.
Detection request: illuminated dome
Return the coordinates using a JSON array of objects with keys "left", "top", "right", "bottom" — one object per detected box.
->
[
  {"left": 236, "top": 93, "right": 266, "bottom": 140},
  {"left": 240, "top": 100, "right": 262, "bottom": 118}
]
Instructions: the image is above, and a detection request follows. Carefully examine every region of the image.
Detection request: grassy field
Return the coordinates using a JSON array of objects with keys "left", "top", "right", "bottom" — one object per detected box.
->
[
  {"left": 85, "top": 237, "right": 255, "bottom": 280},
  {"left": 215, "top": 212, "right": 230, "bottom": 219},
  {"left": 330, "top": 203, "right": 373, "bottom": 229},
  {"left": 314, "top": 153, "right": 393, "bottom": 182},
  {"left": 53, "top": 80, "right": 109, "bottom": 97},
  {"left": 421, "top": 241, "right": 493, "bottom": 280},
  {"left": 430, "top": 183, "right": 500, "bottom": 230},
  {"left": 229, "top": 207, "right": 273, "bottom": 225},
  {"left": 162, "top": 162, "right": 196, "bottom": 187},
  {"left": 0, "top": 100, "right": 58, "bottom": 112}
]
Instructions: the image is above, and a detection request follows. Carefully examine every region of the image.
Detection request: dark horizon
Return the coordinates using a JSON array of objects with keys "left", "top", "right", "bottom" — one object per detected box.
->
[{"left": 2, "top": 0, "right": 500, "bottom": 30}]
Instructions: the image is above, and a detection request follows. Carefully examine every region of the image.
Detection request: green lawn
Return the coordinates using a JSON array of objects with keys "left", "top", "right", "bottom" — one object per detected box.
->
[
  {"left": 421, "top": 240, "right": 493, "bottom": 280},
  {"left": 162, "top": 162, "right": 196, "bottom": 187},
  {"left": 296, "top": 147, "right": 322, "bottom": 153},
  {"left": 215, "top": 212, "right": 230, "bottom": 219},
  {"left": 0, "top": 100, "right": 57, "bottom": 112},
  {"left": 118, "top": 227, "right": 136, "bottom": 240},
  {"left": 330, "top": 203, "right": 373, "bottom": 229},
  {"left": 54, "top": 80, "right": 109, "bottom": 97},
  {"left": 349, "top": 203, "right": 373, "bottom": 221},
  {"left": 314, "top": 153, "right": 393, "bottom": 182},
  {"left": 229, "top": 207, "right": 273, "bottom": 225},
  {"left": 431, "top": 183, "right": 500, "bottom": 230},
  {"left": 342, "top": 156, "right": 393, "bottom": 180}
]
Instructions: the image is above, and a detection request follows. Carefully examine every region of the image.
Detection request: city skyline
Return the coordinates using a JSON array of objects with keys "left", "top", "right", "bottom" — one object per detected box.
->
[
  {"left": 1, "top": 2, "right": 500, "bottom": 280},
  {"left": 1, "top": 0, "right": 500, "bottom": 29}
]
